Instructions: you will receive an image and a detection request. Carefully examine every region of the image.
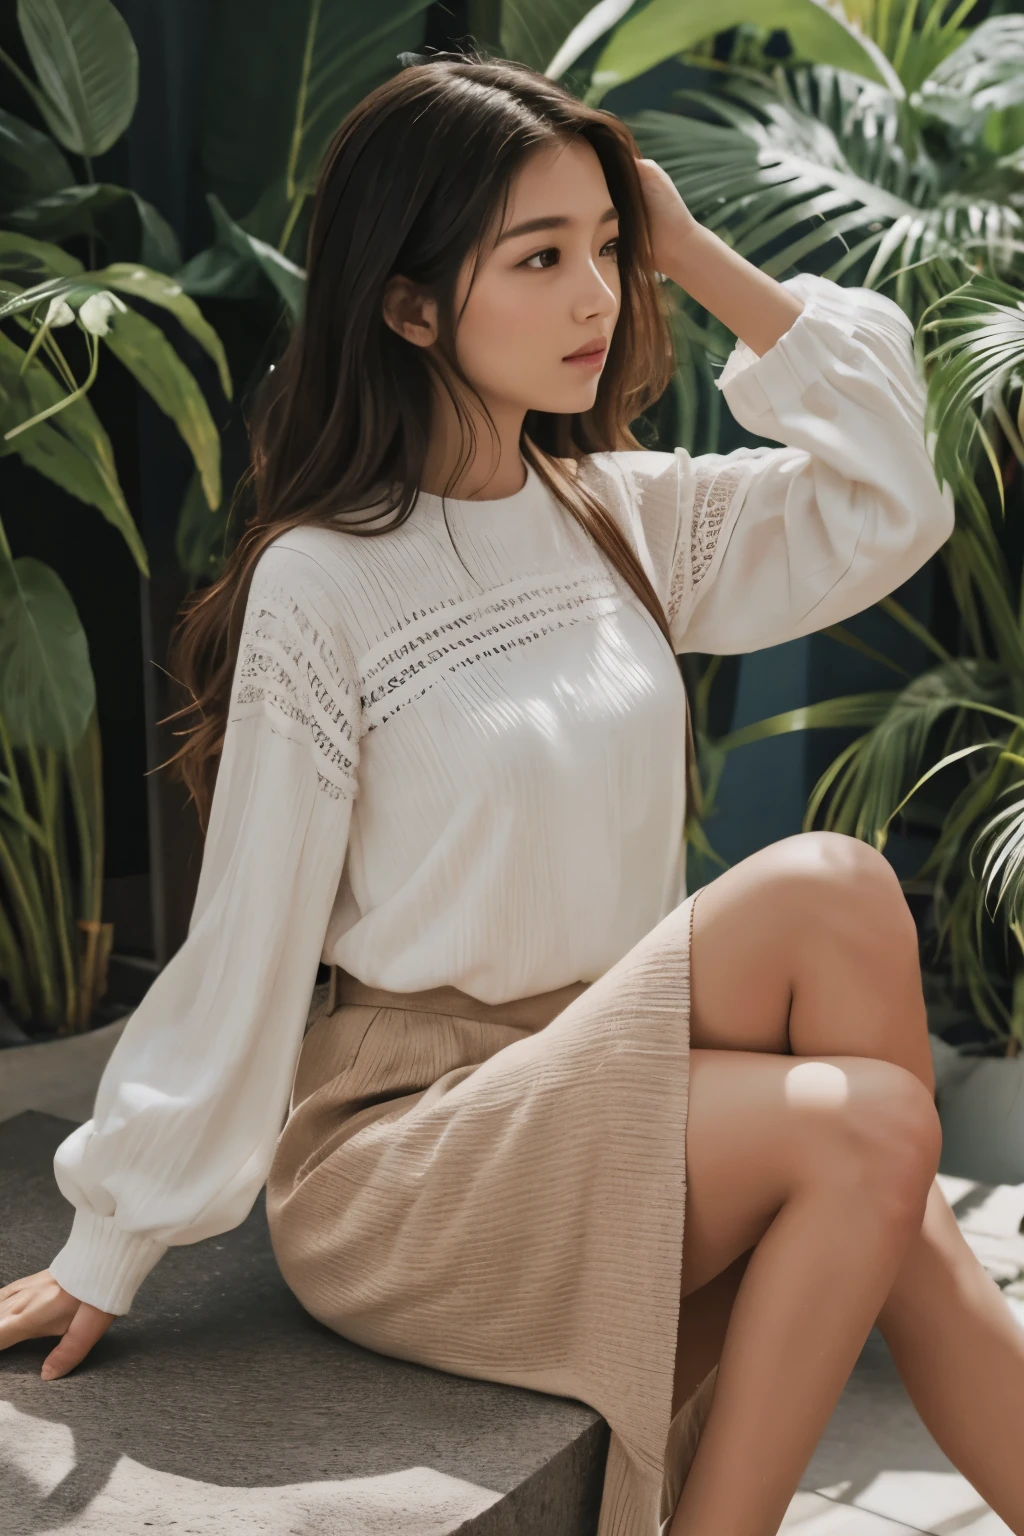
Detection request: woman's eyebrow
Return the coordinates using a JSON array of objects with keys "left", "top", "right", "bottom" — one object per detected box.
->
[{"left": 495, "top": 207, "right": 619, "bottom": 246}]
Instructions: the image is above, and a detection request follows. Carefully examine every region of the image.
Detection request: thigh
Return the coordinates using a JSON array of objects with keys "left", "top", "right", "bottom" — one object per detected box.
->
[{"left": 687, "top": 829, "right": 915, "bottom": 1058}]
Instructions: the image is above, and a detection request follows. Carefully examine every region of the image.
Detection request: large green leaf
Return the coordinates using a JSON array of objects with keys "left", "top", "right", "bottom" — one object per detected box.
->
[
  {"left": 584, "top": 0, "right": 904, "bottom": 105},
  {"left": 0, "top": 261, "right": 233, "bottom": 401},
  {"left": 174, "top": 194, "right": 305, "bottom": 322},
  {"left": 174, "top": 465, "right": 229, "bottom": 584},
  {"left": 198, "top": 0, "right": 432, "bottom": 255},
  {"left": 0, "top": 270, "right": 108, "bottom": 322},
  {"left": 1, "top": 182, "right": 182, "bottom": 273},
  {"left": 99, "top": 305, "right": 222, "bottom": 511},
  {"left": 0, "top": 554, "right": 94, "bottom": 752},
  {"left": 286, "top": 1, "right": 439, "bottom": 206},
  {"left": 0, "top": 330, "right": 146, "bottom": 573},
  {"left": 14, "top": 0, "right": 137, "bottom": 159},
  {"left": 0, "top": 105, "right": 75, "bottom": 213},
  {"left": 829, "top": 0, "right": 978, "bottom": 94},
  {"left": 0, "top": 228, "right": 83, "bottom": 286},
  {"left": 518, "top": 0, "right": 635, "bottom": 80},
  {"left": 93, "top": 263, "right": 232, "bottom": 401}
]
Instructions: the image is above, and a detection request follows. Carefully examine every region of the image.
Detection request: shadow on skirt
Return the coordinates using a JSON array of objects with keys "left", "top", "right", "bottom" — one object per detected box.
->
[{"left": 266, "top": 887, "right": 716, "bottom": 1536}]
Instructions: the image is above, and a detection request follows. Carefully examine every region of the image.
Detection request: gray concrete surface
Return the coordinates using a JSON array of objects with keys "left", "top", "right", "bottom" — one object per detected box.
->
[{"left": 0, "top": 1110, "right": 608, "bottom": 1536}]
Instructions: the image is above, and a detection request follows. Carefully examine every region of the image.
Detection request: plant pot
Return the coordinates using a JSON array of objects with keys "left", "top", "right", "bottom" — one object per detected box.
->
[
  {"left": 0, "top": 995, "right": 132, "bottom": 1048},
  {"left": 0, "top": 1011, "right": 133, "bottom": 1125},
  {"left": 929, "top": 1032, "right": 1024, "bottom": 1185}
]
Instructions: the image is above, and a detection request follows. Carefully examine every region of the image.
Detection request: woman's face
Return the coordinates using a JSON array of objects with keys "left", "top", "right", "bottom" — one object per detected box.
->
[{"left": 454, "top": 137, "right": 622, "bottom": 418}]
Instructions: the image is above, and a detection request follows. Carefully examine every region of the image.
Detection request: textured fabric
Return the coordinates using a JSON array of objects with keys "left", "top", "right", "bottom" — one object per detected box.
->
[
  {"left": 48, "top": 271, "right": 954, "bottom": 1336},
  {"left": 266, "top": 887, "right": 705, "bottom": 1536}
]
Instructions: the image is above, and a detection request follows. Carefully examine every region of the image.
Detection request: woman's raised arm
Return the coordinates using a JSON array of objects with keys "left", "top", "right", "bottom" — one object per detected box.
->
[{"left": 605, "top": 271, "right": 955, "bottom": 657}]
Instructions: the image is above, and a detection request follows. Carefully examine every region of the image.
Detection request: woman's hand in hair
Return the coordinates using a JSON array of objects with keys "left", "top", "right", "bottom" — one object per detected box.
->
[
  {"left": 0, "top": 1269, "right": 116, "bottom": 1379},
  {"left": 634, "top": 156, "right": 701, "bottom": 276}
]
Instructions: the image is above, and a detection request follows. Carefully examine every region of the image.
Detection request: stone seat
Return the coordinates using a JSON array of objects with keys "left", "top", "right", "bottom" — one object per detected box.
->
[{"left": 0, "top": 1110, "right": 609, "bottom": 1535}]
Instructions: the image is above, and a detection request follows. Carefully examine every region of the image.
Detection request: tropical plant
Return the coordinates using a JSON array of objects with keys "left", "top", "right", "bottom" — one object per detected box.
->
[
  {"left": 521, "top": 0, "right": 1024, "bottom": 1056},
  {"left": 0, "top": 0, "right": 446, "bottom": 1033},
  {"left": 0, "top": 0, "right": 237, "bottom": 1035},
  {"left": 635, "top": 8, "right": 1024, "bottom": 1050},
  {"left": 719, "top": 271, "right": 1024, "bottom": 1057},
  {"left": 492, "top": 0, "right": 1024, "bottom": 1057}
]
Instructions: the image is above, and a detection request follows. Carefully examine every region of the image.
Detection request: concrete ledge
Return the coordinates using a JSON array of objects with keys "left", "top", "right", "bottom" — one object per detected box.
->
[
  {"left": 0, "top": 1111, "right": 609, "bottom": 1535},
  {"left": 0, "top": 1016, "right": 131, "bottom": 1125}
]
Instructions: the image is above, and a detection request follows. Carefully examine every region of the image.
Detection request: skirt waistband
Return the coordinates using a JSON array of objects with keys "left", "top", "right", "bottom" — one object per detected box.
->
[{"left": 328, "top": 965, "right": 593, "bottom": 1032}]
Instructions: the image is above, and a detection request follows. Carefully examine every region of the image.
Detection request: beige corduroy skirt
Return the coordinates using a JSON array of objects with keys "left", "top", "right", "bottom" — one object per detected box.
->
[{"left": 265, "top": 886, "right": 718, "bottom": 1536}]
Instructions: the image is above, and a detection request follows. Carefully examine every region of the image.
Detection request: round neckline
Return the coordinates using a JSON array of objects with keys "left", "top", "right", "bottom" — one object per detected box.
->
[{"left": 414, "top": 456, "right": 540, "bottom": 516}]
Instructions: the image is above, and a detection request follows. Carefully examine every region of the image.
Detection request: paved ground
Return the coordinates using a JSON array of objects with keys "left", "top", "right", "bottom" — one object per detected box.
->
[{"left": 3, "top": 1016, "right": 1023, "bottom": 1535}]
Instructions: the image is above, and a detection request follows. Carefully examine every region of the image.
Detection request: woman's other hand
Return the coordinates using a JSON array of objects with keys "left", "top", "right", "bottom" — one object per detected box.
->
[
  {"left": 0, "top": 1270, "right": 116, "bottom": 1379},
  {"left": 633, "top": 156, "right": 701, "bottom": 275}
]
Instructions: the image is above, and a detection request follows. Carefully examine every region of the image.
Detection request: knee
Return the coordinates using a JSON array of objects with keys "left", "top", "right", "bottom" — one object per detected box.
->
[
  {"left": 809, "top": 1058, "right": 942, "bottom": 1217},
  {"left": 778, "top": 831, "right": 917, "bottom": 958}
]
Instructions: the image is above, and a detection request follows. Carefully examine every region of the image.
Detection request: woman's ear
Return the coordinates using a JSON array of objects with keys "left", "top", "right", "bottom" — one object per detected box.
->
[{"left": 382, "top": 275, "right": 439, "bottom": 349}]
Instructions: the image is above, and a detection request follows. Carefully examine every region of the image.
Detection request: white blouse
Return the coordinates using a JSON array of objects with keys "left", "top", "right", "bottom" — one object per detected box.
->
[{"left": 48, "top": 272, "right": 955, "bottom": 1315}]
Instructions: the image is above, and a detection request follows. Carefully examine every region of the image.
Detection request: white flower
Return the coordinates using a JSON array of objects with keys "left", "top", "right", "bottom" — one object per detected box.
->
[
  {"left": 44, "top": 296, "right": 75, "bottom": 328},
  {"left": 78, "top": 291, "right": 129, "bottom": 336}
]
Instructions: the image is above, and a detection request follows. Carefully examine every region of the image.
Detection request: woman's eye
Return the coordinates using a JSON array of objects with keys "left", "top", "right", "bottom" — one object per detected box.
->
[{"left": 521, "top": 239, "right": 619, "bottom": 270}]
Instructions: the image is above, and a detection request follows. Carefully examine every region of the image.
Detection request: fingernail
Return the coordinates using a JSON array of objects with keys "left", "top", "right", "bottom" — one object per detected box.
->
[{"left": 40, "top": 1365, "right": 56, "bottom": 1380}]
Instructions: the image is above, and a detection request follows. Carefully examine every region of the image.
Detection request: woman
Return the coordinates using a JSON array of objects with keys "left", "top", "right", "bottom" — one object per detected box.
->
[{"left": 2, "top": 49, "right": 1020, "bottom": 1536}]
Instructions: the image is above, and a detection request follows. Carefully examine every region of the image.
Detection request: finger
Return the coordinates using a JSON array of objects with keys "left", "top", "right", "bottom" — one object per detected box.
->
[
  {"left": 41, "top": 1304, "right": 115, "bottom": 1381},
  {"left": 0, "top": 1312, "right": 32, "bottom": 1350},
  {"left": 0, "top": 1271, "right": 49, "bottom": 1302},
  {"left": 0, "top": 1279, "right": 71, "bottom": 1349},
  {"left": 0, "top": 1299, "right": 70, "bottom": 1351}
]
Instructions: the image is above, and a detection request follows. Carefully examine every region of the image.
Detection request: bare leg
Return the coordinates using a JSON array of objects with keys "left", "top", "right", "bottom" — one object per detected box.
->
[
  {"left": 673, "top": 1175, "right": 1024, "bottom": 1536},
  {"left": 669, "top": 832, "right": 1024, "bottom": 1533},
  {"left": 671, "top": 1248, "right": 752, "bottom": 1417},
  {"left": 875, "top": 1178, "right": 1024, "bottom": 1532},
  {"left": 667, "top": 1048, "right": 940, "bottom": 1536}
]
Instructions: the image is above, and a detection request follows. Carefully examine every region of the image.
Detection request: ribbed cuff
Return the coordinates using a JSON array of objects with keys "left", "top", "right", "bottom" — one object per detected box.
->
[
  {"left": 48, "top": 1208, "right": 167, "bottom": 1315},
  {"left": 713, "top": 271, "right": 874, "bottom": 426}
]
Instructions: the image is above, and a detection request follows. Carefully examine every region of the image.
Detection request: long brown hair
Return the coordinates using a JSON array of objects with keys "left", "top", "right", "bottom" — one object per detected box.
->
[{"left": 160, "top": 47, "right": 697, "bottom": 836}]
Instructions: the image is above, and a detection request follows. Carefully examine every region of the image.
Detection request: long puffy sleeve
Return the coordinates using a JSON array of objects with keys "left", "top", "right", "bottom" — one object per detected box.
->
[
  {"left": 613, "top": 272, "right": 955, "bottom": 655},
  {"left": 47, "top": 542, "right": 361, "bottom": 1315}
]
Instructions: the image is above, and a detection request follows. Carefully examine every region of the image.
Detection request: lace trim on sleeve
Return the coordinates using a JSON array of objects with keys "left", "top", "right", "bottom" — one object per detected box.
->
[
  {"left": 231, "top": 563, "right": 361, "bottom": 802},
  {"left": 667, "top": 462, "right": 748, "bottom": 627}
]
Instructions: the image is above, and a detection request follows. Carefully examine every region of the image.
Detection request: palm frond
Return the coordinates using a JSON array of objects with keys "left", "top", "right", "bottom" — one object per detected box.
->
[
  {"left": 801, "top": 659, "right": 1012, "bottom": 844},
  {"left": 628, "top": 69, "right": 1017, "bottom": 326},
  {"left": 923, "top": 273, "right": 1024, "bottom": 520},
  {"left": 917, "top": 15, "right": 1024, "bottom": 135}
]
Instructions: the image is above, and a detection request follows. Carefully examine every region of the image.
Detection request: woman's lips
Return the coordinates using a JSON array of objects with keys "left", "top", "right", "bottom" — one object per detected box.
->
[{"left": 562, "top": 343, "right": 607, "bottom": 367}]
